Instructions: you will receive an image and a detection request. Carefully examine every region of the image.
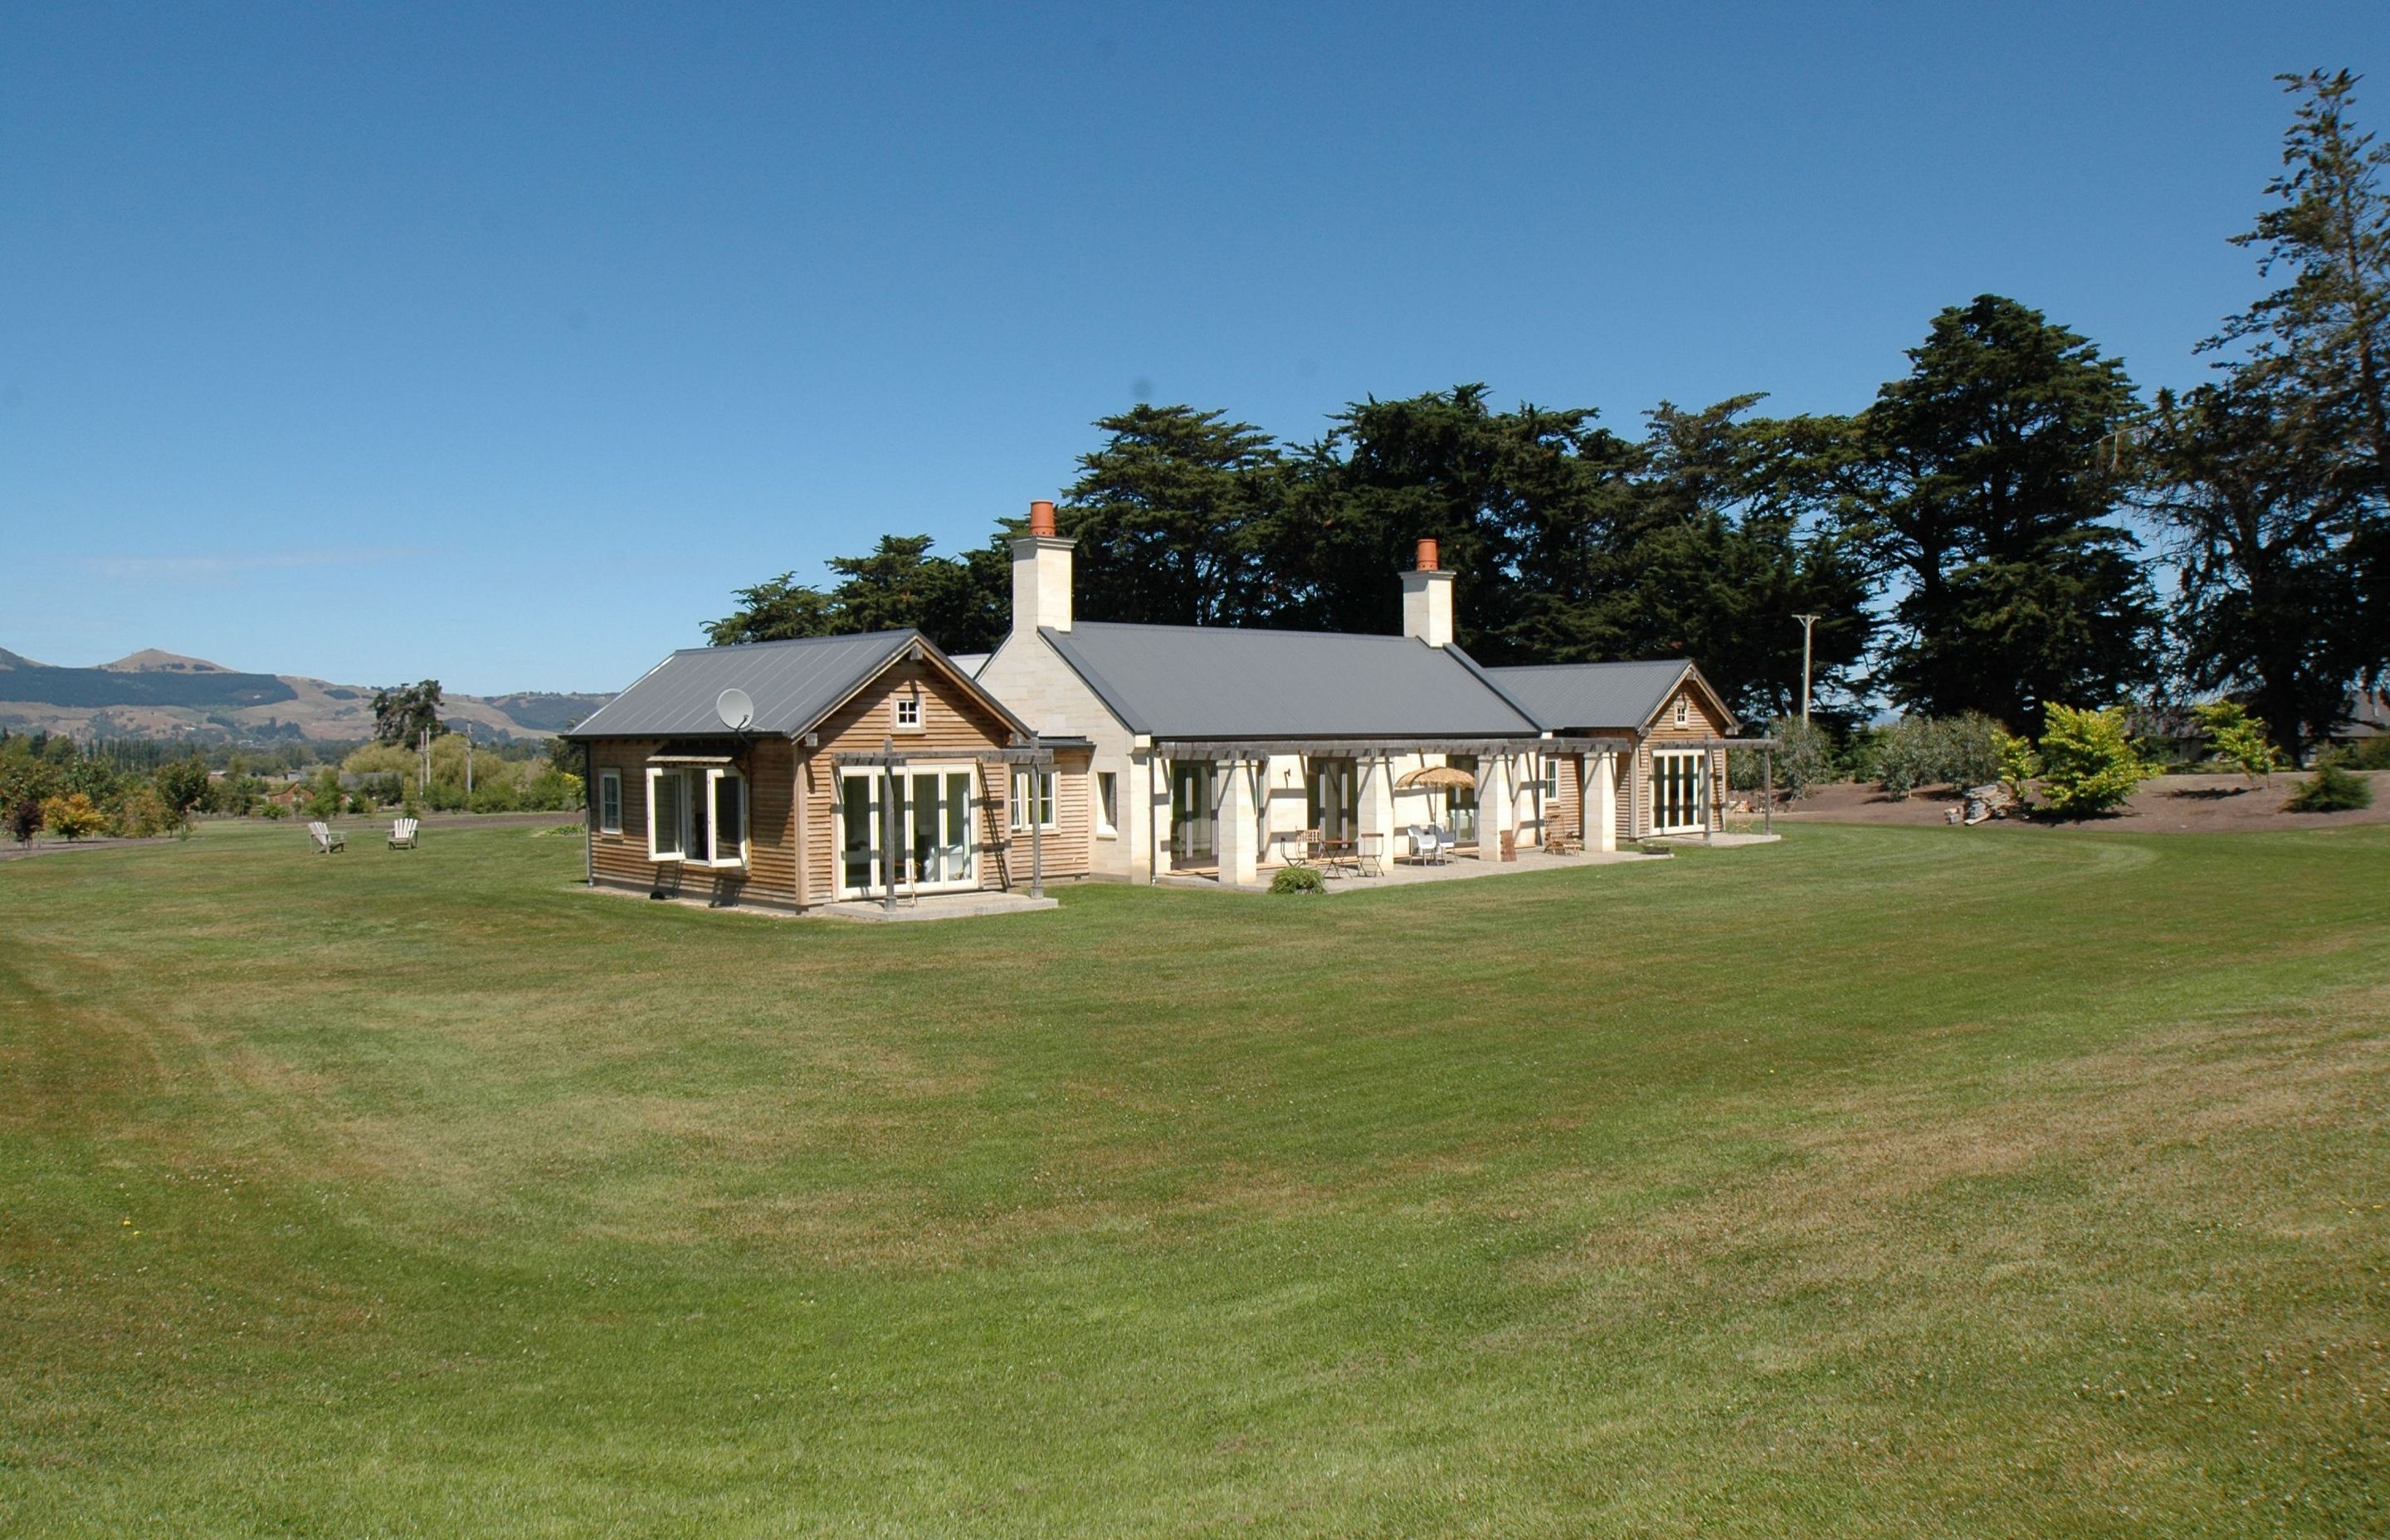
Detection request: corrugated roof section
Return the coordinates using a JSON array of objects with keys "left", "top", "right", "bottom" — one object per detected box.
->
[
  {"left": 1041, "top": 622, "right": 1540, "bottom": 738},
  {"left": 1481, "top": 659, "right": 1700, "bottom": 732},
  {"left": 564, "top": 631, "right": 915, "bottom": 739}
]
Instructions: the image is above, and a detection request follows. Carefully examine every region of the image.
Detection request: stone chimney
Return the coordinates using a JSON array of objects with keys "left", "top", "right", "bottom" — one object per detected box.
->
[
  {"left": 1400, "top": 538, "right": 1453, "bottom": 648},
  {"left": 1011, "top": 499, "right": 1075, "bottom": 635}
]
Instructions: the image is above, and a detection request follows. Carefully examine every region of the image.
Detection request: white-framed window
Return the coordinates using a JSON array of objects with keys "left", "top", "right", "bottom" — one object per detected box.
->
[
  {"left": 1010, "top": 768, "right": 1056, "bottom": 831},
  {"left": 646, "top": 766, "right": 748, "bottom": 867},
  {"left": 1095, "top": 771, "right": 1118, "bottom": 837},
  {"left": 1672, "top": 694, "right": 1691, "bottom": 728},
  {"left": 1536, "top": 756, "right": 1560, "bottom": 800},
  {"left": 895, "top": 689, "right": 924, "bottom": 732},
  {"left": 598, "top": 769, "right": 622, "bottom": 834}
]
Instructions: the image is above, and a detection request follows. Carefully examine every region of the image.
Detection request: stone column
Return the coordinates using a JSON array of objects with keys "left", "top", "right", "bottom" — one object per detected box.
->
[
  {"left": 1363, "top": 755, "right": 1397, "bottom": 865},
  {"left": 1483, "top": 753, "right": 1515, "bottom": 858},
  {"left": 1588, "top": 749, "right": 1618, "bottom": 853},
  {"left": 1218, "top": 757, "right": 1258, "bottom": 885}
]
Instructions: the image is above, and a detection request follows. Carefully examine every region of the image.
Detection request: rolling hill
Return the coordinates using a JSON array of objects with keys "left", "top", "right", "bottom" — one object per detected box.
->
[{"left": 0, "top": 648, "right": 611, "bottom": 743}]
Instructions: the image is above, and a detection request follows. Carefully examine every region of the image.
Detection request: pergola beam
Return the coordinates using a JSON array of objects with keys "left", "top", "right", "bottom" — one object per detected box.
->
[{"left": 1149, "top": 736, "right": 1633, "bottom": 758}]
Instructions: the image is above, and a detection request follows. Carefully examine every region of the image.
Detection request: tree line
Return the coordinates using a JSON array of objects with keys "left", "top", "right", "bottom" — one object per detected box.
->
[{"left": 711, "top": 72, "right": 2388, "bottom": 756}]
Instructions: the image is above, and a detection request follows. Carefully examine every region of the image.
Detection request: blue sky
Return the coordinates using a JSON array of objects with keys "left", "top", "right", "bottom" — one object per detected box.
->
[{"left": 3, "top": 2, "right": 2384, "bottom": 694}]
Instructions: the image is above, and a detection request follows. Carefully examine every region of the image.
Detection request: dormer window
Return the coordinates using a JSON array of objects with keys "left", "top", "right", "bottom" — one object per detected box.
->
[{"left": 895, "top": 689, "right": 924, "bottom": 732}]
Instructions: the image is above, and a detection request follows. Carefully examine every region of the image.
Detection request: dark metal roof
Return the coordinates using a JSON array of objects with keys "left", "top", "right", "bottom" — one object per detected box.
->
[
  {"left": 563, "top": 631, "right": 936, "bottom": 740},
  {"left": 1483, "top": 659, "right": 1731, "bottom": 733},
  {"left": 1040, "top": 622, "right": 1541, "bottom": 738}
]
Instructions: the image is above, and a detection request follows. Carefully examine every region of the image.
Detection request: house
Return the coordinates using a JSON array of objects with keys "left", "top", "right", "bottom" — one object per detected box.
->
[
  {"left": 563, "top": 629, "right": 1090, "bottom": 912},
  {"left": 564, "top": 500, "right": 1756, "bottom": 910},
  {"left": 976, "top": 500, "right": 1744, "bottom": 885}
]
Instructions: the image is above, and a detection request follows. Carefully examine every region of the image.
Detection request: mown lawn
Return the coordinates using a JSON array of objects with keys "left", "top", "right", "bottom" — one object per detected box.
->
[{"left": 2, "top": 819, "right": 2386, "bottom": 1537}]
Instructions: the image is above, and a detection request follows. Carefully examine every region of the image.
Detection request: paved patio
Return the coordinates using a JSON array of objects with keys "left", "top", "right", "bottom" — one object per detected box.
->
[
  {"left": 1158, "top": 846, "right": 1671, "bottom": 894},
  {"left": 815, "top": 891, "right": 1060, "bottom": 923}
]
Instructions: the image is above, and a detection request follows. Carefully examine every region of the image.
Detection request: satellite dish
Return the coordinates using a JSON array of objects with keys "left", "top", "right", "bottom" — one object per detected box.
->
[{"left": 715, "top": 688, "right": 754, "bottom": 732}]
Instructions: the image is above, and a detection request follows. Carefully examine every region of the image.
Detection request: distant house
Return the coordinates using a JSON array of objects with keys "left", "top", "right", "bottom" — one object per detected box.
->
[{"left": 563, "top": 630, "right": 1085, "bottom": 912}]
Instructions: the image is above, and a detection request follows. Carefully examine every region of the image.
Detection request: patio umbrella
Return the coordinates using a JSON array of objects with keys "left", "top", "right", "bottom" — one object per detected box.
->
[{"left": 1395, "top": 764, "right": 1478, "bottom": 790}]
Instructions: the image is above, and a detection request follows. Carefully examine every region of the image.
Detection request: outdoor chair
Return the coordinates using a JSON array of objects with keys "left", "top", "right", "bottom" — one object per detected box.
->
[
  {"left": 388, "top": 817, "right": 420, "bottom": 849},
  {"left": 308, "top": 821, "right": 345, "bottom": 855},
  {"left": 1407, "top": 825, "right": 1445, "bottom": 865},
  {"left": 1433, "top": 825, "right": 1460, "bottom": 861}
]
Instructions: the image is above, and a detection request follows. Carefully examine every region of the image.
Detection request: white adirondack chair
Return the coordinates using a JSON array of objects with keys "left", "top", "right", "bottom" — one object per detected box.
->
[
  {"left": 308, "top": 821, "right": 346, "bottom": 854},
  {"left": 388, "top": 817, "right": 420, "bottom": 849}
]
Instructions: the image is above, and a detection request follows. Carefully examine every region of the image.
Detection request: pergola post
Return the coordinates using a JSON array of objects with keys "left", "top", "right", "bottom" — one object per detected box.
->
[
  {"left": 882, "top": 758, "right": 898, "bottom": 912},
  {"left": 1763, "top": 747, "right": 1774, "bottom": 835},
  {"left": 1030, "top": 780, "right": 1044, "bottom": 899}
]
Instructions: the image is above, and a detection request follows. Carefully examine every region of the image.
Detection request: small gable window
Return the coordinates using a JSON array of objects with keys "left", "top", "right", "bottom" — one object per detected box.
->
[
  {"left": 1672, "top": 694, "right": 1690, "bottom": 729},
  {"left": 895, "top": 689, "right": 924, "bottom": 731}
]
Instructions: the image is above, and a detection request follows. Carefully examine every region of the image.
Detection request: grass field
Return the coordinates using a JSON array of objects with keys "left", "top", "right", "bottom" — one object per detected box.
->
[{"left": 3, "top": 820, "right": 2387, "bottom": 1537}]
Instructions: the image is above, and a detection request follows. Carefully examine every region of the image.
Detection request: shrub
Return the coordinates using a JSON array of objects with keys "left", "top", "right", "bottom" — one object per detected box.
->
[
  {"left": 41, "top": 792, "right": 107, "bottom": 841},
  {"left": 1929, "top": 713, "right": 2008, "bottom": 791},
  {"left": 1729, "top": 717, "right": 1836, "bottom": 802},
  {"left": 2350, "top": 734, "right": 2390, "bottom": 771},
  {"left": 2035, "top": 705, "right": 2154, "bottom": 817},
  {"left": 115, "top": 784, "right": 181, "bottom": 838},
  {"left": 2192, "top": 701, "right": 2279, "bottom": 784},
  {"left": 1874, "top": 718, "right": 1937, "bottom": 798},
  {"left": 261, "top": 802, "right": 289, "bottom": 821},
  {"left": 1269, "top": 865, "right": 1324, "bottom": 895},
  {"left": 1999, "top": 731, "right": 2042, "bottom": 802},
  {"left": 7, "top": 796, "right": 41, "bottom": 845},
  {"left": 2285, "top": 761, "right": 2373, "bottom": 812}
]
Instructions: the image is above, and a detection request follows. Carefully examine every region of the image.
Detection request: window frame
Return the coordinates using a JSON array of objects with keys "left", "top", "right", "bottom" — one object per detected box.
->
[
  {"left": 645, "top": 765, "right": 749, "bottom": 868},
  {"left": 894, "top": 689, "right": 924, "bottom": 733},
  {"left": 1095, "top": 770, "right": 1118, "bottom": 839},
  {"left": 1010, "top": 768, "right": 1057, "bottom": 831},
  {"left": 598, "top": 769, "right": 622, "bottom": 835}
]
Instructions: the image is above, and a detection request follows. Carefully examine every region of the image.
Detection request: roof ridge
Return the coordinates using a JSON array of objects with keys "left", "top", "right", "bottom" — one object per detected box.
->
[
  {"left": 666, "top": 628, "right": 918, "bottom": 657},
  {"left": 1071, "top": 619, "right": 1426, "bottom": 645}
]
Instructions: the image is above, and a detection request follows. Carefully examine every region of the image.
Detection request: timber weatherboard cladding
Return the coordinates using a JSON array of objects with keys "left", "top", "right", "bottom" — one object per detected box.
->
[
  {"left": 585, "top": 737, "right": 802, "bottom": 909},
  {"left": 798, "top": 656, "right": 1091, "bottom": 904}
]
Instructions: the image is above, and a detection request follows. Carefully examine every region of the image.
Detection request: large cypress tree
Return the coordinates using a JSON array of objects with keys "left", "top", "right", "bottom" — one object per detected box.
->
[
  {"left": 1057, "top": 404, "right": 1280, "bottom": 628},
  {"left": 2206, "top": 69, "right": 2390, "bottom": 696},
  {"left": 1855, "top": 295, "right": 2159, "bottom": 731}
]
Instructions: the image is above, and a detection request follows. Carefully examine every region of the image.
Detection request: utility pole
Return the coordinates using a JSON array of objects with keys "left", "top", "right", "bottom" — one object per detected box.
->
[
  {"left": 1793, "top": 613, "right": 1822, "bottom": 724},
  {"left": 464, "top": 724, "right": 474, "bottom": 798}
]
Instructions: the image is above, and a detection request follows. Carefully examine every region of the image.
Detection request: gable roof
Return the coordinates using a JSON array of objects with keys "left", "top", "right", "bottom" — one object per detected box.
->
[
  {"left": 1039, "top": 621, "right": 1541, "bottom": 739},
  {"left": 1482, "top": 659, "right": 1738, "bottom": 735},
  {"left": 564, "top": 630, "right": 1022, "bottom": 742}
]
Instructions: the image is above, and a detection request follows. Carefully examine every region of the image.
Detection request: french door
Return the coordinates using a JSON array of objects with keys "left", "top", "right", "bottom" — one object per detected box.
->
[
  {"left": 1650, "top": 750, "right": 1709, "bottom": 834},
  {"left": 1169, "top": 760, "right": 1216, "bottom": 869},
  {"left": 838, "top": 768, "right": 976, "bottom": 898}
]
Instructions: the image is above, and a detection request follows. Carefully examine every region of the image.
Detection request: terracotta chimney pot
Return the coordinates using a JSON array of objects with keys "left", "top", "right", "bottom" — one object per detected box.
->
[
  {"left": 1415, "top": 538, "right": 1439, "bottom": 572},
  {"left": 1028, "top": 500, "right": 1057, "bottom": 538}
]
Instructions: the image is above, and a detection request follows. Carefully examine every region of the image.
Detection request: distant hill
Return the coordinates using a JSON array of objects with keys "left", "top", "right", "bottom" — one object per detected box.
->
[{"left": 0, "top": 648, "right": 612, "bottom": 744}]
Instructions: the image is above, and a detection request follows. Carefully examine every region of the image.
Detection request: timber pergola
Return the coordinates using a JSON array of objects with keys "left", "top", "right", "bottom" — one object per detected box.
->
[
  {"left": 828, "top": 738, "right": 1066, "bottom": 909},
  {"left": 1149, "top": 735, "right": 1635, "bottom": 758},
  {"left": 1146, "top": 735, "right": 1643, "bottom": 870}
]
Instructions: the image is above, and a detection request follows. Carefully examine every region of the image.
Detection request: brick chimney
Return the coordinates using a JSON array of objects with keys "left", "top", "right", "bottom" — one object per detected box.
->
[
  {"left": 1400, "top": 538, "right": 1453, "bottom": 647},
  {"left": 1011, "top": 499, "right": 1075, "bottom": 636}
]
